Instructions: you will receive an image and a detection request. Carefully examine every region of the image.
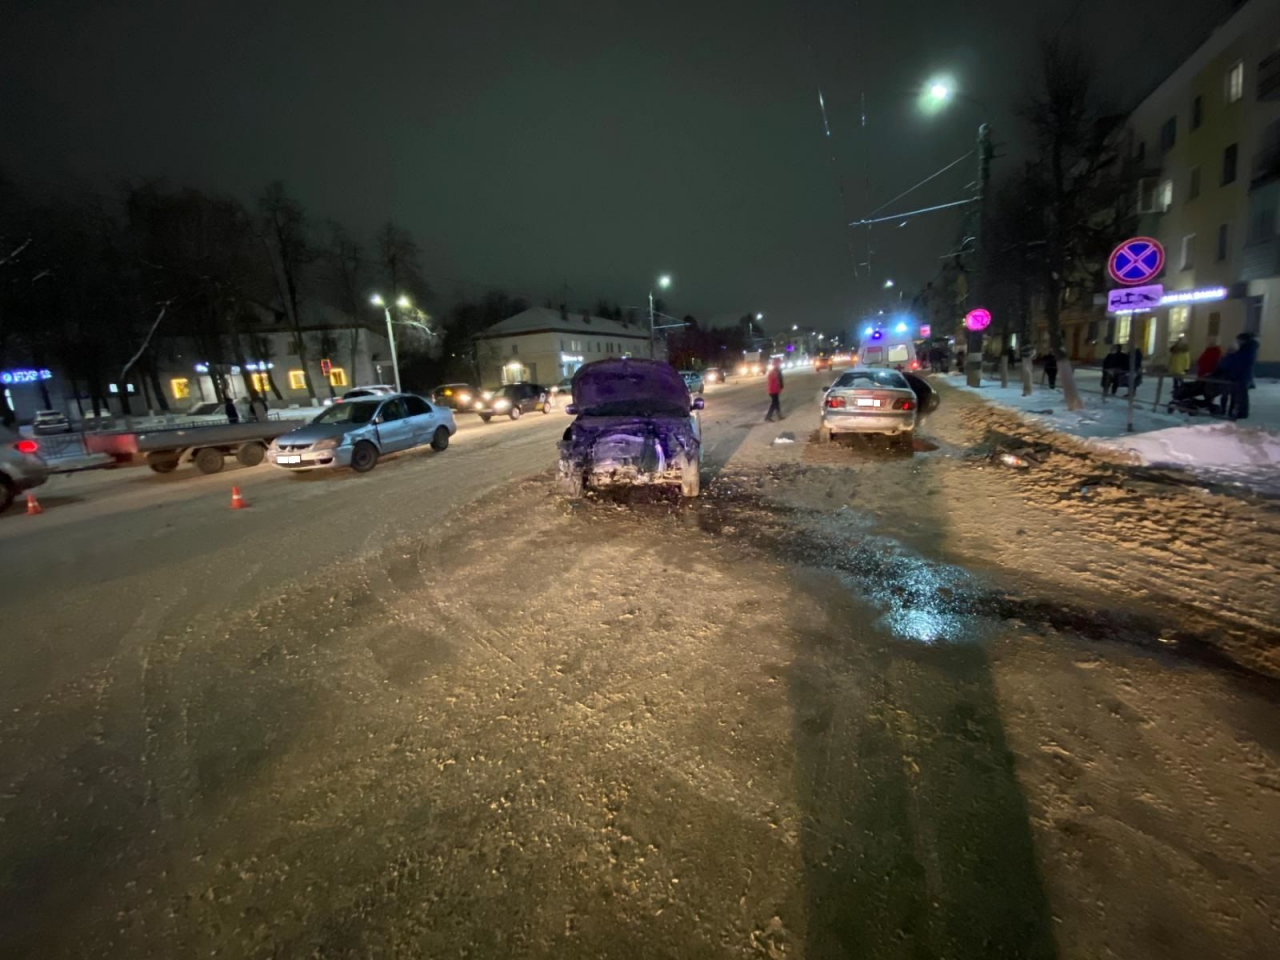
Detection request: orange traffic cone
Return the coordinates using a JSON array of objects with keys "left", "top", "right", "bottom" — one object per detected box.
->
[
  {"left": 230, "top": 486, "right": 249, "bottom": 510},
  {"left": 25, "top": 492, "right": 43, "bottom": 515}
]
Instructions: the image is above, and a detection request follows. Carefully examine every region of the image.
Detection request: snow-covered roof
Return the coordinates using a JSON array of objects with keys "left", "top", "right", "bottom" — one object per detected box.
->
[{"left": 475, "top": 307, "right": 647, "bottom": 341}]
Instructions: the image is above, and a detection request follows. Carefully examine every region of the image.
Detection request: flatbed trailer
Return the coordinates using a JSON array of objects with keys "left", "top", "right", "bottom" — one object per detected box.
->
[{"left": 84, "top": 416, "right": 305, "bottom": 475}]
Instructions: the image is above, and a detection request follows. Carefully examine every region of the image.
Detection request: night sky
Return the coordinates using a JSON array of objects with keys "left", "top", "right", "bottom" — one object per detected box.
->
[{"left": 1, "top": 0, "right": 1232, "bottom": 336}]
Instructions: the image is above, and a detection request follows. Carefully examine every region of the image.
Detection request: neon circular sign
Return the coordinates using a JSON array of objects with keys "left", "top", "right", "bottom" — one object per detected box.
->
[{"left": 963, "top": 308, "right": 991, "bottom": 332}]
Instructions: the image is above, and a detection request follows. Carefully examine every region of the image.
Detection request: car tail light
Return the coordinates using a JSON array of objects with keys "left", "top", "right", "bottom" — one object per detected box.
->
[
  {"left": 825, "top": 396, "right": 846, "bottom": 409},
  {"left": 15, "top": 439, "right": 39, "bottom": 454},
  {"left": 910, "top": 360, "right": 920, "bottom": 370},
  {"left": 893, "top": 398, "right": 915, "bottom": 411}
]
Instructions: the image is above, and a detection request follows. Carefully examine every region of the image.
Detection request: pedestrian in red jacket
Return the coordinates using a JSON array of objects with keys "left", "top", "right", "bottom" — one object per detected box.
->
[
  {"left": 765, "top": 360, "right": 785, "bottom": 421},
  {"left": 1195, "top": 339, "right": 1223, "bottom": 379}
]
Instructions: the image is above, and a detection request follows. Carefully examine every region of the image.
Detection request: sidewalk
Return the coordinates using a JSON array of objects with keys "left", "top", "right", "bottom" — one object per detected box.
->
[{"left": 942, "top": 370, "right": 1280, "bottom": 495}]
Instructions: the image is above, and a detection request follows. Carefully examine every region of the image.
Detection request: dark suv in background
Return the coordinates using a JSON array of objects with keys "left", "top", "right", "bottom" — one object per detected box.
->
[{"left": 473, "top": 382, "right": 553, "bottom": 422}]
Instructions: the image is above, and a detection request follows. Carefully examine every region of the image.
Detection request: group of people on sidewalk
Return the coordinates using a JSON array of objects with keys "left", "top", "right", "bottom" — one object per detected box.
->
[{"left": 1033, "top": 331, "right": 1260, "bottom": 421}]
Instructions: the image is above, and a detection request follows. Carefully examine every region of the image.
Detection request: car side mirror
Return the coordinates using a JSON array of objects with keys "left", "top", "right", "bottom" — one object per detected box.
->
[
  {"left": 372, "top": 414, "right": 384, "bottom": 425},
  {"left": 565, "top": 404, "right": 578, "bottom": 415},
  {"left": 691, "top": 397, "right": 705, "bottom": 411}
]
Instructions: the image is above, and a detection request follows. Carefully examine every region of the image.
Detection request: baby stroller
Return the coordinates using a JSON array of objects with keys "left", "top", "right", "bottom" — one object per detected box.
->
[{"left": 1166, "top": 378, "right": 1226, "bottom": 416}]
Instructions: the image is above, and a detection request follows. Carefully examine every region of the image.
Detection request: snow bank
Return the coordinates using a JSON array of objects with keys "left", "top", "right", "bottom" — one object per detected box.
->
[
  {"left": 946, "top": 373, "right": 1280, "bottom": 494},
  {"left": 1096, "top": 422, "right": 1280, "bottom": 490}
]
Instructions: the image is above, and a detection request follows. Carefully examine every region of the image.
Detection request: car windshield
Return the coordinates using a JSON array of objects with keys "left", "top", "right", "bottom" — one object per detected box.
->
[
  {"left": 312, "top": 400, "right": 380, "bottom": 424},
  {"left": 188, "top": 402, "right": 223, "bottom": 415},
  {"left": 832, "top": 370, "right": 909, "bottom": 389}
]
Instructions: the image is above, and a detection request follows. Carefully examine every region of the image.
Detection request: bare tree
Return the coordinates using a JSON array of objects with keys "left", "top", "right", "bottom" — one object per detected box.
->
[
  {"left": 1019, "top": 38, "right": 1138, "bottom": 410},
  {"left": 259, "top": 182, "right": 317, "bottom": 401}
]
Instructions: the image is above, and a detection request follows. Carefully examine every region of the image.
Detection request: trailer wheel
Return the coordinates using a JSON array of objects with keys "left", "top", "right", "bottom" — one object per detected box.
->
[
  {"left": 236, "top": 442, "right": 266, "bottom": 467},
  {"left": 194, "top": 448, "right": 225, "bottom": 474},
  {"left": 148, "top": 459, "right": 179, "bottom": 474}
]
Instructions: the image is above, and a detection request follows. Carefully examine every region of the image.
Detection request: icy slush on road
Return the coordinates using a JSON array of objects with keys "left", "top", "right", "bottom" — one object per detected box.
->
[{"left": 556, "top": 358, "right": 704, "bottom": 498}]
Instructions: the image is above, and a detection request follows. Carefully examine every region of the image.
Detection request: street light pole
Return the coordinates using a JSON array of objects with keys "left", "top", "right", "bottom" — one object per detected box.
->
[
  {"left": 967, "top": 121, "right": 994, "bottom": 388},
  {"left": 370, "top": 293, "right": 411, "bottom": 393},
  {"left": 649, "top": 274, "right": 671, "bottom": 360}
]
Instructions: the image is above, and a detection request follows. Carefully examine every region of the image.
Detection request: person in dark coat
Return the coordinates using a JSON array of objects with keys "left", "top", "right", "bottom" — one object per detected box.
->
[
  {"left": 1041, "top": 350, "right": 1059, "bottom": 389},
  {"left": 764, "top": 359, "right": 785, "bottom": 421},
  {"left": 223, "top": 395, "right": 240, "bottom": 423},
  {"left": 1102, "top": 345, "right": 1125, "bottom": 395},
  {"left": 1219, "top": 332, "right": 1259, "bottom": 420}
]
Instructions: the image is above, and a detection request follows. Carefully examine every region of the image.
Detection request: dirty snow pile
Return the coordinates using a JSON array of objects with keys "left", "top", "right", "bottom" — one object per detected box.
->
[
  {"left": 1097, "top": 421, "right": 1280, "bottom": 490},
  {"left": 948, "top": 374, "right": 1280, "bottom": 493}
]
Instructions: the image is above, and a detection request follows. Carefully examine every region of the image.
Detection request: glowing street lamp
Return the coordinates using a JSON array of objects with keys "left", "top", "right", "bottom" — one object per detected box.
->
[
  {"left": 370, "top": 292, "right": 411, "bottom": 393},
  {"left": 649, "top": 273, "right": 673, "bottom": 356},
  {"left": 883, "top": 278, "right": 895, "bottom": 289}
]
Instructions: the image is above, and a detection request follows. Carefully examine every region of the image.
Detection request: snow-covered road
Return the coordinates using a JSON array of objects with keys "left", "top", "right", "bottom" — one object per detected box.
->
[{"left": 2, "top": 370, "right": 1277, "bottom": 959}]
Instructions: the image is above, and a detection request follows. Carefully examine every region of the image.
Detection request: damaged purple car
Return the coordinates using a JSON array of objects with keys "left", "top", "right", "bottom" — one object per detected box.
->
[{"left": 557, "top": 359, "right": 705, "bottom": 498}]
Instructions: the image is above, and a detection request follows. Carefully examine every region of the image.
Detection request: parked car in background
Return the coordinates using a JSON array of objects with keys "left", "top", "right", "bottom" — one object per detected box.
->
[
  {"left": 703, "top": 367, "right": 725, "bottom": 385},
  {"left": 473, "top": 383, "right": 552, "bottom": 422},
  {"left": 267, "top": 393, "right": 455, "bottom": 473},
  {"left": 322, "top": 384, "right": 397, "bottom": 407},
  {"left": 557, "top": 359, "right": 704, "bottom": 498},
  {"left": 31, "top": 410, "right": 72, "bottom": 435},
  {"left": 819, "top": 368, "right": 918, "bottom": 450},
  {"left": 430, "top": 383, "right": 479, "bottom": 411},
  {"left": 679, "top": 370, "right": 705, "bottom": 395},
  {"left": 551, "top": 377, "right": 575, "bottom": 399},
  {"left": 814, "top": 356, "right": 833, "bottom": 372},
  {"left": 1, "top": 428, "right": 49, "bottom": 512}
]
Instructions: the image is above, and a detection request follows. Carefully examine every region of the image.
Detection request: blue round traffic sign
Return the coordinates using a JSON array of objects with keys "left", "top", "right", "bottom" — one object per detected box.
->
[{"left": 1109, "top": 237, "right": 1165, "bottom": 286}]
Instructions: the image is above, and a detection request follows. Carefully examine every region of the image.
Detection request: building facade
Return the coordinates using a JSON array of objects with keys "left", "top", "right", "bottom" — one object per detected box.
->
[
  {"left": 1126, "top": 0, "right": 1280, "bottom": 375},
  {"left": 473, "top": 308, "right": 653, "bottom": 387}
]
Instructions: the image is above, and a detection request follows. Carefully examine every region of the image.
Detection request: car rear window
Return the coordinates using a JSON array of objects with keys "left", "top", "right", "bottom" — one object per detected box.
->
[{"left": 833, "top": 370, "right": 909, "bottom": 389}]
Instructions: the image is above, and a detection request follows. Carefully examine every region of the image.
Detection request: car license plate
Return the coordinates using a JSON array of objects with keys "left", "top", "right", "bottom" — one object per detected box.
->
[
  {"left": 279, "top": 455, "right": 302, "bottom": 464},
  {"left": 856, "top": 398, "right": 879, "bottom": 407}
]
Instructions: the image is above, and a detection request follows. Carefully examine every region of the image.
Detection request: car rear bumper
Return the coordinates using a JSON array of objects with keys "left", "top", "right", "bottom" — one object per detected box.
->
[{"left": 822, "top": 410, "right": 915, "bottom": 434}]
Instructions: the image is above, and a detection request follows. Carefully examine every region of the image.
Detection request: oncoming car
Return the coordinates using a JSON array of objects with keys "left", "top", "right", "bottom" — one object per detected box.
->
[
  {"left": 819, "top": 368, "right": 918, "bottom": 449},
  {"left": 557, "top": 359, "right": 704, "bottom": 498},
  {"left": 473, "top": 383, "right": 552, "bottom": 422},
  {"left": 703, "top": 367, "right": 725, "bottom": 385},
  {"left": 430, "top": 383, "right": 479, "bottom": 411},
  {"left": 267, "top": 393, "right": 455, "bottom": 473},
  {"left": 679, "top": 370, "right": 705, "bottom": 394}
]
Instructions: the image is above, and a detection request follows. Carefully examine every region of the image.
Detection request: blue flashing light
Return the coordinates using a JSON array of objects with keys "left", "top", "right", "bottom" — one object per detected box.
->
[{"left": 895, "top": 322, "right": 908, "bottom": 334}]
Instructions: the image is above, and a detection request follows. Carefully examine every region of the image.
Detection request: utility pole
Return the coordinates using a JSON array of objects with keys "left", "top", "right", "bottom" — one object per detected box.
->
[{"left": 967, "top": 122, "right": 994, "bottom": 388}]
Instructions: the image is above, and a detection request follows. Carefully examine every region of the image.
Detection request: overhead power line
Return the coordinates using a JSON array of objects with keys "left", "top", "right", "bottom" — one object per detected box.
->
[
  {"left": 868, "top": 151, "right": 975, "bottom": 217},
  {"left": 848, "top": 197, "right": 978, "bottom": 228}
]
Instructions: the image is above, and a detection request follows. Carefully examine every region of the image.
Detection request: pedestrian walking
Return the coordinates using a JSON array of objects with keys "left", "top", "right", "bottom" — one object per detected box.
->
[
  {"left": 223, "top": 395, "right": 240, "bottom": 423},
  {"left": 1167, "top": 335, "right": 1191, "bottom": 390},
  {"left": 764, "top": 359, "right": 784, "bottom": 421},
  {"left": 1041, "top": 350, "right": 1058, "bottom": 389},
  {"left": 1102, "top": 344, "right": 1125, "bottom": 395}
]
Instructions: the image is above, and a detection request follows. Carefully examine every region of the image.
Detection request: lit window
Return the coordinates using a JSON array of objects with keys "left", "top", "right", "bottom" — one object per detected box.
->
[
  {"left": 170, "top": 378, "right": 191, "bottom": 400},
  {"left": 328, "top": 367, "right": 348, "bottom": 387},
  {"left": 250, "top": 372, "right": 272, "bottom": 394},
  {"left": 1115, "top": 316, "right": 1131, "bottom": 344},
  {"left": 288, "top": 369, "right": 306, "bottom": 390},
  {"left": 1169, "top": 306, "right": 1190, "bottom": 341},
  {"left": 1227, "top": 61, "right": 1243, "bottom": 103},
  {"left": 1158, "top": 179, "right": 1173, "bottom": 211}
]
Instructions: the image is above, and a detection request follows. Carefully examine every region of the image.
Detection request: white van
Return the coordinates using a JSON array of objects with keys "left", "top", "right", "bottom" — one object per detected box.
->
[{"left": 858, "top": 335, "right": 918, "bottom": 371}]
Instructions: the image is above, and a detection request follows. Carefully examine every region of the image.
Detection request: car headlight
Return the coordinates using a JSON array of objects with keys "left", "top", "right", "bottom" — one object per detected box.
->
[
  {"left": 481, "top": 390, "right": 493, "bottom": 401},
  {"left": 312, "top": 437, "right": 340, "bottom": 451},
  {"left": 458, "top": 393, "right": 471, "bottom": 404},
  {"left": 493, "top": 399, "right": 510, "bottom": 410}
]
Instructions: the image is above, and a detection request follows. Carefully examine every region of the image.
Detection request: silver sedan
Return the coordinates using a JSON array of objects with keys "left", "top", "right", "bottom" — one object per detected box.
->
[
  {"left": 267, "top": 394, "right": 456, "bottom": 473},
  {"left": 819, "top": 368, "right": 917, "bottom": 449}
]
